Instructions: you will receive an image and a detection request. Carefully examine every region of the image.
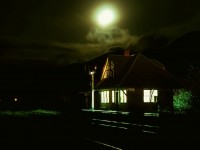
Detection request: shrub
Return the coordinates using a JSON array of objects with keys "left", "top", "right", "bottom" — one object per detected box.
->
[{"left": 173, "top": 89, "right": 192, "bottom": 114}]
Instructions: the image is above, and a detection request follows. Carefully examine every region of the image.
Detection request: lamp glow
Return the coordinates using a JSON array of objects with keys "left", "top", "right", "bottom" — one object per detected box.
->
[{"left": 90, "top": 71, "right": 95, "bottom": 75}]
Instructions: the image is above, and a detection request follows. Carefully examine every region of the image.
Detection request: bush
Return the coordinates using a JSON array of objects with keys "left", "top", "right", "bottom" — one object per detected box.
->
[{"left": 173, "top": 89, "right": 192, "bottom": 114}]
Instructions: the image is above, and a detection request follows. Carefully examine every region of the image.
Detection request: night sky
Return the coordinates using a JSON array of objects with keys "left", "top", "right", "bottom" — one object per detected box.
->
[
  {"left": 1, "top": 0, "right": 200, "bottom": 65},
  {"left": 0, "top": 0, "right": 200, "bottom": 103}
]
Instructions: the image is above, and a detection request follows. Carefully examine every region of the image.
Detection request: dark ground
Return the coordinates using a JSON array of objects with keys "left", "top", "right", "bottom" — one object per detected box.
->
[{"left": 0, "top": 110, "right": 199, "bottom": 150}]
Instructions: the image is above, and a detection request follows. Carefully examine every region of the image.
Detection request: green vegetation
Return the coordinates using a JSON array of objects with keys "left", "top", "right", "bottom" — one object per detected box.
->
[
  {"left": 173, "top": 89, "right": 192, "bottom": 114},
  {"left": 0, "top": 109, "right": 61, "bottom": 117},
  {"left": 31, "top": 109, "right": 61, "bottom": 115}
]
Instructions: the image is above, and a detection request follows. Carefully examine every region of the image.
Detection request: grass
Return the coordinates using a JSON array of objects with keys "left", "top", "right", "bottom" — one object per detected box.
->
[{"left": 0, "top": 109, "right": 61, "bottom": 117}]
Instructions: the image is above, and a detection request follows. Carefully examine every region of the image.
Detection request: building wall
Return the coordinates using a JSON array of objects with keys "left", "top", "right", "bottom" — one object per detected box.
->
[
  {"left": 95, "top": 88, "right": 173, "bottom": 113},
  {"left": 157, "top": 89, "right": 174, "bottom": 113},
  {"left": 127, "top": 88, "right": 144, "bottom": 113},
  {"left": 97, "top": 89, "right": 144, "bottom": 112},
  {"left": 98, "top": 90, "right": 118, "bottom": 110}
]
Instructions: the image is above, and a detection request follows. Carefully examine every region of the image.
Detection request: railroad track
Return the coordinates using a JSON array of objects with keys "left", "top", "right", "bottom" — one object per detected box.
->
[
  {"left": 81, "top": 137, "right": 123, "bottom": 150},
  {"left": 79, "top": 118, "right": 160, "bottom": 149},
  {"left": 89, "top": 118, "right": 159, "bottom": 135}
]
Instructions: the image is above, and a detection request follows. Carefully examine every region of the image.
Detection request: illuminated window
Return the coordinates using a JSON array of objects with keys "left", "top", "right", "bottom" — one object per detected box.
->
[
  {"left": 144, "top": 90, "right": 158, "bottom": 103},
  {"left": 120, "top": 90, "right": 127, "bottom": 103},
  {"left": 101, "top": 92, "right": 104, "bottom": 103},
  {"left": 101, "top": 91, "right": 109, "bottom": 103},
  {"left": 112, "top": 90, "right": 115, "bottom": 103},
  {"left": 101, "top": 59, "right": 114, "bottom": 80},
  {"left": 101, "top": 90, "right": 127, "bottom": 104},
  {"left": 106, "top": 91, "right": 109, "bottom": 103}
]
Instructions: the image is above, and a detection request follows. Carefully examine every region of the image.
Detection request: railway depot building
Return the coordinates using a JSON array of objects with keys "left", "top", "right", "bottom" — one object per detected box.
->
[{"left": 85, "top": 48, "right": 182, "bottom": 114}]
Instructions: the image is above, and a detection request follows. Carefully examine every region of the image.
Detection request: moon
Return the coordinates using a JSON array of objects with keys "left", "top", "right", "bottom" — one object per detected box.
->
[
  {"left": 93, "top": 4, "right": 118, "bottom": 27},
  {"left": 97, "top": 9, "right": 115, "bottom": 26}
]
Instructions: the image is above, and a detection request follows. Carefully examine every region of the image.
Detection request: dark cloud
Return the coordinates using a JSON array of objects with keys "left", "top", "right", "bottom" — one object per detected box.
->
[
  {"left": 0, "top": 0, "right": 200, "bottom": 98},
  {"left": 128, "top": 0, "right": 200, "bottom": 33},
  {"left": 0, "top": 37, "right": 104, "bottom": 66},
  {"left": 0, "top": 0, "right": 200, "bottom": 66},
  {"left": 133, "top": 33, "right": 169, "bottom": 52},
  {"left": 86, "top": 26, "right": 139, "bottom": 50}
]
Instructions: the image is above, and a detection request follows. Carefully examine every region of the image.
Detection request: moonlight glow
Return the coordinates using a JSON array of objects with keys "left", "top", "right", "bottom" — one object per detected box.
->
[
  {"left": 97, "top": 9, "right": 115, "bottom": 26},
  {"left": 93, "top": 4, "right": 118, "bottom": 27}
]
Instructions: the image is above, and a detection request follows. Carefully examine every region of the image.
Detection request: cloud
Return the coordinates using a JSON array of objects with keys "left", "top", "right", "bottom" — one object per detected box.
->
[
  {"left": 85, "top": 26, "right": 139, "bottom": 50},
  {"left": 50, "top": 26, "right": 140, "bottom": 63},
  {"left": 133, "top": 33, "right": 169, "bottom": 52},
  {"left": 0, "top": 37, "right": 107, "bottom": 65},
  {"left": 130, "top": 0, "right": 200, "bottom": 51},
  {"left": 51, "top": 42, "right": 105, "bottom": 63},
  {"left": 158, "top": 11, "right": 200, "bottom": 42},
  {"left": 1, "top": 0, "right": 200, "bottom": 67}
]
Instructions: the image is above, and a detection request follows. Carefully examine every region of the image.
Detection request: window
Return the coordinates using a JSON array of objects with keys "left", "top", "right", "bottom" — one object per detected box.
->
[
  {"left": 144, "top": 89, "right": 158, "bottom": 103},
  {"left": 101, "top": 90, "right": 127, "bottom": 104},
  {"left": 120, "top": 90, "right": 127, "bottom": 103},
  {"left": 101, "top": 91, "right": 109, "bottom": 103},
  {"left": 106, "top": 91, "right": 109, "bottom": 103},
  {"left": 101, "top": 59, "right": 114, "bottom": 80},
  {"left": 112, "top": 90, "right": 115, "bottom": 103}
]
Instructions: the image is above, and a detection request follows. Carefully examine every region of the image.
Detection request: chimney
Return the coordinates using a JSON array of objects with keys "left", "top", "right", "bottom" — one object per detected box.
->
[{"left": 124, "top": 49, "right": 130, "bottom": 56}]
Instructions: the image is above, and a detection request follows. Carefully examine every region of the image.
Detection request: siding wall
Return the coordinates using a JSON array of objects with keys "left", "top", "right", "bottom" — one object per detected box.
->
[{"left": 95, "top": 88, "right": 174, "bottom": 113}]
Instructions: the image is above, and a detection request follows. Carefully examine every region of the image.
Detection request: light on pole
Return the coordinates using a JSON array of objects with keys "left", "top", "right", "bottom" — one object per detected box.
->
[{"left": 89, "top": 66, "right": 97, "bottom": 110}]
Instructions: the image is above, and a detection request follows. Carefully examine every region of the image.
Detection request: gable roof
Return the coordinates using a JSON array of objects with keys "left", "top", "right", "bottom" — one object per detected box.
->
[
  {"left": 102, "top": 54, "right": 132, "bottom": 79},
  {"left": 95, "top": 53, "right": 181, "bottom": 89},
  {"left": 118, "top": 53, "right": 180, "bottom": 88}
]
